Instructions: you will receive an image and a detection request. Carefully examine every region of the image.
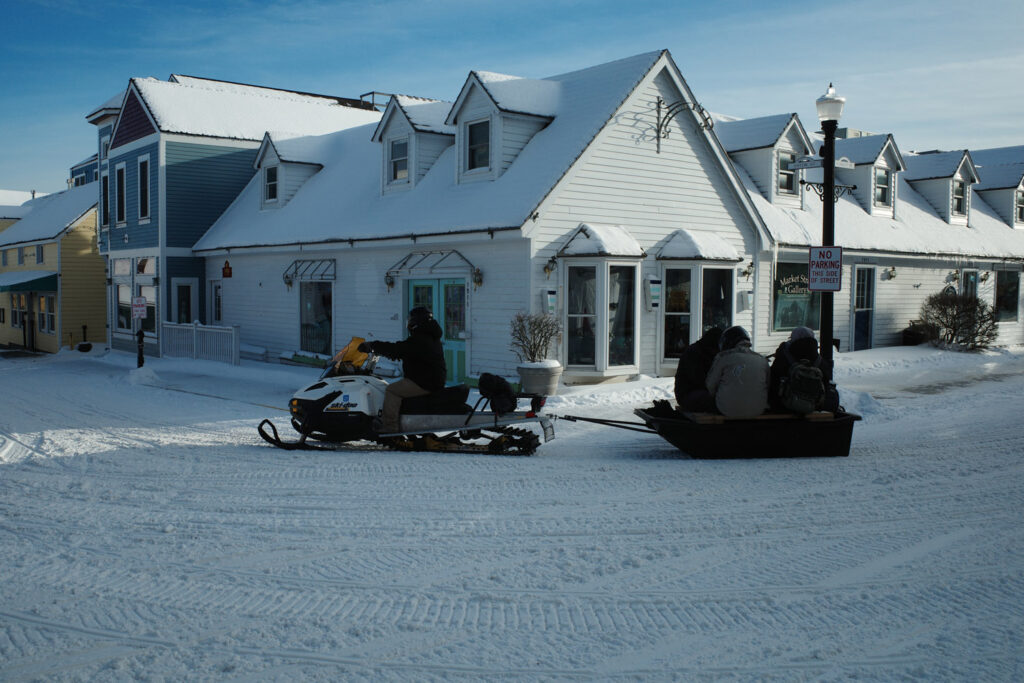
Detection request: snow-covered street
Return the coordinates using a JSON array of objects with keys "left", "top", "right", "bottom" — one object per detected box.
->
[{"left": 1, "top": 346, "right": 1023, "bottom": 680}]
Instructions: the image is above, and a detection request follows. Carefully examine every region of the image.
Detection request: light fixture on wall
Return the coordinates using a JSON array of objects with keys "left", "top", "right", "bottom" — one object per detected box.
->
[
  {"left": 472, "top": 267, "right": 484, "bottom": 289},
  {"left": 740, "top": 260, "right": 754, "bottom": 280},
  {"left": 980, "top": 271, "right": 990, "bottom": 282},
  {"left": 282, "top": 273, "right": 293, "bottom": 288},
  {"left": 543, "top": 256, "right": 558, "bottom": 279},
  {"left": 384, "top": 273, "right": 395, "bottom": 291},
  {"left": 884, "top": 266, "right": 897, "bottom": 280},
  {"left": 122, "top": 233, "right": 128, "bottom": 244},
  {"left": 949, "top": 269, "right": 960, "bottom": 282}
]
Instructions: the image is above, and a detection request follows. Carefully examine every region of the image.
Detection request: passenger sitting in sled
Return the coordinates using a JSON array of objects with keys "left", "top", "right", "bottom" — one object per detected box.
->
[
  {"left": 705, "top": 325, "right": 769, "bottom": 419},
  {"left": 358, "top": 307, "right": 446, "bottom": 435},
  {"left": 673, "top": 326, "right": 722, "bottom": 413},
  {"left": 768, "top": 326, "right": 822, "bottom": 413}
]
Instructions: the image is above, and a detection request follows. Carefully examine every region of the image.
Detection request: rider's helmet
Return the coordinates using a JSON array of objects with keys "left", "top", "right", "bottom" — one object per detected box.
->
[{"left": 719, "top": 325, "right": 751, "bottom": 351}]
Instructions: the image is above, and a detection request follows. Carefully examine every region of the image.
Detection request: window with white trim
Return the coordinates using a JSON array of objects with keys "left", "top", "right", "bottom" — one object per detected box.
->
[
  {"left": 0, "top": 307, "right": 4, "bottom": 324},
  {"left": 995, "top": 271, "right": 1020, "bottom": 322},
  {"left": 17, "top": 247, "right": 24, "bottom": 265},
  {"left": 1, "top": 250, "right": 6, "bottom": 267},
  {"left": 101, "top": 136, "right": 110, "bottom": 160},
  {"left": 663, "top": 268, "right": 692, "bottom": 358},
  {"left": 101, "top": 173, "right": 109, "bottom": 227},
  {"left": 565, "top": 261, "right": 639, "bottom": 371},
  {"left": 874, "top": 167, "right": 891, "bottom": 207},
  {"left": 138, "top": 284, "right": 156, "bottom": 334},
  {"left": 35, "top": 245, "right": 44, "bottom": 264},
  {"left": 961, "top": 269, "right": 978, "bottom": 299},
  {"left": 138, "top": 156, "right": 150, "bottom": 220},
  {"left": 112, "top": 258, "right": 131, "bottom": 276},
  {"left": 11, "top": 293, "right": 27, "bottom": 328},
  {"left": 467, "top": 120, "right": 490, "bottom": 171},
  {"left": 37, "top": 294, "right": 55, "bottom": 335},
  {"left": 1016, "top": 190, "right": 1024, "bottom": 223},
  {"left": 115, "top": 163, "right": 126, "bottom": 224},
  {"left": 116, "top": 284, "right": 132, "bottom": 331},
  {"left": 264, "top": 166, "right": 278, "bottom": 202},
  {"left": 952, "top": 180, "right": 967, "bottom": 215},
  {"left": 778, "top": 151, "right": 797, "bottom": 194},
  {"left": 389, "top": 138, "right": 409, "bottom": 183}
]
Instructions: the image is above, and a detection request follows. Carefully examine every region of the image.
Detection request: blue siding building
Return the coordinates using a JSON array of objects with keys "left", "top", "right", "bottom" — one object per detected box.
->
[{"left": 86, "top": 76, "right": 379, "bottom": 355}]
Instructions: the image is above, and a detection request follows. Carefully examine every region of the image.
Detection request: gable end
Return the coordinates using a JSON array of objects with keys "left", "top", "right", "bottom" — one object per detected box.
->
[{"left": 110, "top": 89, "right": 157, "bottom": 150}]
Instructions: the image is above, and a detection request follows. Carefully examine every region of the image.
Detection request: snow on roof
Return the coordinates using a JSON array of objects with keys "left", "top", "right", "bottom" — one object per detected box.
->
[
  {"left": 833, "top": 135, "right": 890, "bottom": 165},
  {"left": 86, "top": 90, "right": 125, "bottom": 120},
  {"left": 735, "top": 163, "right": 1024, "bottom": 259},
  {"left": 194, "top": 51, "right": 663, "bottom": 252},
  {"left": 72, "top": 153, "right": 98, "bottom": 169},
  {"left": 657, "top": 229, "right": 740, "bottom": 261},
  {"left": 0, "top": 190, "right": 39, "bottom": 206},
  {"left": 133, "top": 76, "right": 382, "bottom": 141},
  {"left": 395, "top": 96, "right": 455, "bottom": 136},
  {"left": 557, "top": 223, "right": 645, "bottom": 257},
  {"left": 713, "top": 113, "right": 794, "bottom": 152},
  {"left": 0, "top": 185, "right": 96, "bottom": 247},
  {"left": 903, "top": 150, "right": 968, "bottom": 181},
  {"left": 264, "top": 131, "right": 335, "bottom": 166},
  {"left": 971, "top": 145, "right": 1024, "bottom": 167},
  {"left": 975, "top": 161, "right": 1024, "bottom": 191},
  {"left": 471, "top": 71, "right": 561, "bottom": 118}
]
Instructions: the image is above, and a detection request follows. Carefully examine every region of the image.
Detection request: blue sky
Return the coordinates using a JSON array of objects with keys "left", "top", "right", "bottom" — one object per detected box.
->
[{"left": 2, "top": 0, "right": 1021, "bottom": 194}]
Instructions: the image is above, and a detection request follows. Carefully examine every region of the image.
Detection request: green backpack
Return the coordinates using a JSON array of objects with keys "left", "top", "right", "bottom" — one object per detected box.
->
[{"left": 779, "top": 349, "right": 825, "bottom": 415}]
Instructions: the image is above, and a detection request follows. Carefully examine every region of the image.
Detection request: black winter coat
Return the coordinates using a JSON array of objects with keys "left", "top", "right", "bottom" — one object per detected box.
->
[
  {"left": 368, "top": 319, "right": 446, "bottom": 392},
  {"left": 674, "top": 329, "right": 721, "bottom": 405},
  {"left": 768, "top": 337, "right": 820, "bottom": 410}
]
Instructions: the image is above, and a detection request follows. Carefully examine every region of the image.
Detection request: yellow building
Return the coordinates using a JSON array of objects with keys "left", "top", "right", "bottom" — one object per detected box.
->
[{"left": 0, "top": 185, "right": 104, "bottom": 353}]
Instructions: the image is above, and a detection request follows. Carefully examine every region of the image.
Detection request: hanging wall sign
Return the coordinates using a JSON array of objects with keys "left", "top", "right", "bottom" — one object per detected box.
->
[{"left": 222, "top": 260, "right": 233, "bottom": 278}]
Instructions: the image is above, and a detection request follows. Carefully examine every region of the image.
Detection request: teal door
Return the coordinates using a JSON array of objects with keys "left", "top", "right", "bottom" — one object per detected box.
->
[{"left": 407, "top": 278, "right": 467, "bottom": 384}]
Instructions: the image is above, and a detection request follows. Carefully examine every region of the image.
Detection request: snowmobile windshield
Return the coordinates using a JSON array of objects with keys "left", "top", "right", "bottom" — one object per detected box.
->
[{"left": 320, "top": 337, "right": 369, "bottom": 379}]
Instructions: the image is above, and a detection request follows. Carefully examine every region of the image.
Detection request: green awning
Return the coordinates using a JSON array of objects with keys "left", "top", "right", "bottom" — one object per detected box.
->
[{"left": 0, "top": 270, "right": 58, "bottom": 292}]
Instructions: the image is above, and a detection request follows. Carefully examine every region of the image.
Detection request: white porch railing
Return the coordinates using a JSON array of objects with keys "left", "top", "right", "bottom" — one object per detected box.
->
[{"left": 160, "top": 322, "right": 241, "bottom": 365}]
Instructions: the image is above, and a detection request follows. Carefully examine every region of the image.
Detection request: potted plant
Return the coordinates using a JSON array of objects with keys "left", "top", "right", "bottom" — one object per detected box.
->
[{"left": 509, "top": 311, "right": 563, "bottom": 396}]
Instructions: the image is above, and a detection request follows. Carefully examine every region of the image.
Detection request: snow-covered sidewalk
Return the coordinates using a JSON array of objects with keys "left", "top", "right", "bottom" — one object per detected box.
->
[{"left": 1, "top": 346, "right": 1022, "bottom": 680}]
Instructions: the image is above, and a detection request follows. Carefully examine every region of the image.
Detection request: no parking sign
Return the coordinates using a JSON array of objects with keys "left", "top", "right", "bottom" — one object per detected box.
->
[{"left": 808, "top": 247, "right": 842, "bottom": 292}]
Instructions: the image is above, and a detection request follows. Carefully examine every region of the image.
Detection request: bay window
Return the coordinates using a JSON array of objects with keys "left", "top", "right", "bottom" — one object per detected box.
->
[
  {"left": 565, "top": 261, "right": 639, "bottom": 371},
  {"left": 662, "top": 265, "right": 734, "bottom": 359}
]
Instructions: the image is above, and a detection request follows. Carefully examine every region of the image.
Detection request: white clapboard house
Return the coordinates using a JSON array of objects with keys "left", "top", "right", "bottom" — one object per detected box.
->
[{"left": 193, "top": 50, "right": 1024, "bottom": 385}]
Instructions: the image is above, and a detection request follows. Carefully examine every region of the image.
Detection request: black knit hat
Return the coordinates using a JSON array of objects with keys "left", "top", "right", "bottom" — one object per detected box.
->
[
  {"left": 719, "top": 325, "right": 750, "bottom": 350},
  {"left": 408, "top": 307, "right": 433, "bottom": 329}
]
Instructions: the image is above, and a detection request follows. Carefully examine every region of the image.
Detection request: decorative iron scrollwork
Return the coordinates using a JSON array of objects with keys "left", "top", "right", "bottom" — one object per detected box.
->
[
  {"left": 800, "top": 179, "right": 857, "bottom": 203},
  {"left": 656, "top": 97, "right": 713, "bottom": 153}
]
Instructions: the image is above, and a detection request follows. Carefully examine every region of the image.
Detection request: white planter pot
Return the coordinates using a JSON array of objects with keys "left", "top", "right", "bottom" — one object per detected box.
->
[{"left": 516, "top": 363, "right": 563, "bottom": 396}]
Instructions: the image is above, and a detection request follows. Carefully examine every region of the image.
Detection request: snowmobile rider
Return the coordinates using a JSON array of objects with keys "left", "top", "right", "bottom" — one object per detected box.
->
[
  {"left": 673, "top": 326, "right": 722, "bottom": 412},
  {"left": 705, "top": 325, "right": 769, "bottom": 419},
  {"left": 357, "top": 307, "right": 446, "bottom": 435}
]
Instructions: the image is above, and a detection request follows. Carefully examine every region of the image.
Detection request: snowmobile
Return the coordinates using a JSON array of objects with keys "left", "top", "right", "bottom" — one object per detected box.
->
[{"left": 258, "top": 338, "right": 555, "bottom": 455}]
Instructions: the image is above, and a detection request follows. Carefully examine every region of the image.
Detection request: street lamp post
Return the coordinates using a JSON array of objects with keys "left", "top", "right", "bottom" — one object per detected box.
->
[{"left": 815, "top": 84, "right": 846, "bottom": 386}]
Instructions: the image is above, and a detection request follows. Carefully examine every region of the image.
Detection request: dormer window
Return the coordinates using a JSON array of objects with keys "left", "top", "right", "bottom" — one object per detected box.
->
[
  {"left": 467, "top": 120, "right": 490, "bottom": 171},
  {"left": 952, "top": 180, "right": 966, "bottom": 215},
  {"left": 778, "top": 152, "right": 797, "bottom": 194},
  {"left": 389, "top": 139, "right": 409, "bottom": 183},
  {"left": 873, "top": 167, "right": 891, "bottom": 207},
  {"left": 1016, "top": 190, "right": 1024, "bottom": 223},
  {"left": 264, "top": 166, "right": 278, "bottom": 202}
]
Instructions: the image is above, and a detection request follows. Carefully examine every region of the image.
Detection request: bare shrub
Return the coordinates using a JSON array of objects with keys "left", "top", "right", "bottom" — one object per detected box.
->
[
  {"left": 509, "top": 312, "right": 562, "bottom": 362},
  {"left": 920, "top": 290, "right": 998, "bottom": 350}
]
